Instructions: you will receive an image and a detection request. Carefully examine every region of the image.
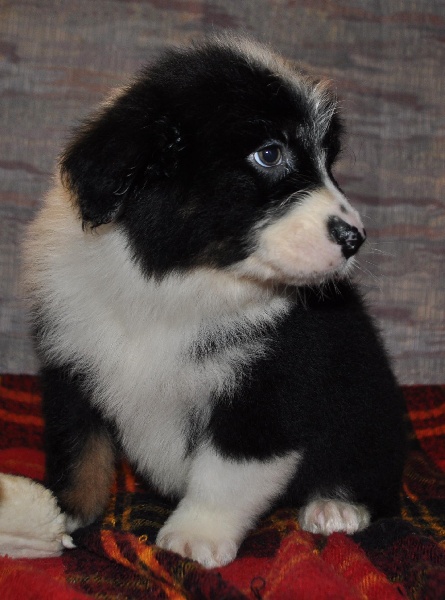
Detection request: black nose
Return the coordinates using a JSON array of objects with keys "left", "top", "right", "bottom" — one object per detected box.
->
[{"left": 328, "top": 216, "right": 366, "bottom": 259}]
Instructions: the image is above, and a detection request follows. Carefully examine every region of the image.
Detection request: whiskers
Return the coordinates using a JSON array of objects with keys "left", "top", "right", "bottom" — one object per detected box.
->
[
  {"left": 365, "top": 240, "right": 396, "bottom": 258},
  {"left": 352, "top": 260, "right": 382, "bottom": 289},
  {"left": 347, "top": 241, "right": 396, "bottom": 291}
]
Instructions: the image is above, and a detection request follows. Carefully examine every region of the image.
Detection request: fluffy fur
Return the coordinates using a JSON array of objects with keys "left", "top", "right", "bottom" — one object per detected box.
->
[
  {"left": 22, "top": 35, "right": 406, "bottom": 568},
  {"left": 0, "top": 474, "right": 74, "bottom": 558}
]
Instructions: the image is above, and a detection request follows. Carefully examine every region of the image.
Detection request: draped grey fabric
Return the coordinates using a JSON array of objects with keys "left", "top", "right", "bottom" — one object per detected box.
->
[{"left": 1, "top": 0, "right": 444, "bottom": 383}]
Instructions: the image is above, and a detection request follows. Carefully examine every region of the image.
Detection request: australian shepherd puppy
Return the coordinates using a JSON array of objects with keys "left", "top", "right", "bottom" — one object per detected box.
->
[{"left": 23, "top": 35, "right": 406, "bottom": 568}]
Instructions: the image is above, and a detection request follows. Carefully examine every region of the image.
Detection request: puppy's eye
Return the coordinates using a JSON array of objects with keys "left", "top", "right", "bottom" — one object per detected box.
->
[{"left": 253, "top": 145, "right": 283, "bottom": 168}]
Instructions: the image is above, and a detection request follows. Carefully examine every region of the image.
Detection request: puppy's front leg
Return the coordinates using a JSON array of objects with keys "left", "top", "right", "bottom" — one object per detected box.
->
[{"left": 156, "top": 444, "right": 300, "bottom": 568}]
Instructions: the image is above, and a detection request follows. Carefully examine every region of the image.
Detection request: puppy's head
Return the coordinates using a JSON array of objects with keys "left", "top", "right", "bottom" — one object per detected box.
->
[{"left": 61, "top": 35, "right": 365, "bottom": 286}]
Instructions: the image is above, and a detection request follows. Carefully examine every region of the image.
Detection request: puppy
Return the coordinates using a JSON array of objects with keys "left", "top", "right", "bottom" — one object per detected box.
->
[{"left": 23, "top": 35, "right": 406, "bottom": 568}]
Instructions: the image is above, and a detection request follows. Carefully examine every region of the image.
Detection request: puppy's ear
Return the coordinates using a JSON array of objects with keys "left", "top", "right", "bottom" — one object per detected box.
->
[{"left": 60, "top": 102, "right": 182, "bottom": 228}]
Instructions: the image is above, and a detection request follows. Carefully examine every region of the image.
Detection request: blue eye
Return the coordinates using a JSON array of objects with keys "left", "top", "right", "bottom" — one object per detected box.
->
[{"left": 253, "top": 145, "right": 283, "bottom": 168}]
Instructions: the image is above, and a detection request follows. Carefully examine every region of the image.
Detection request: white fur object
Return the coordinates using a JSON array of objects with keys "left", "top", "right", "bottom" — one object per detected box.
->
[{"left": 0, "top": 473, "right": 74, "bottom": 558}]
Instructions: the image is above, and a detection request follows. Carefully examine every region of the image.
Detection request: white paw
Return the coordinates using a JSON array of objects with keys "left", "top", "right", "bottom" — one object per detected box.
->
[
  {"left": 156, "top": 499, "right": 241, "bottom": 568},
  {"left": 299, "top": 498, "right": 370, "bottom": 535},
  {"left": 156, "top": 526, "right": 238, "bottom": 568}
]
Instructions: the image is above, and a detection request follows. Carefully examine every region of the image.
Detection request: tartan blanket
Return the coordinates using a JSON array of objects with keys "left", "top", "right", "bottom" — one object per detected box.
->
[{"left": 0, "top": 375, "right": 444, "bottom": 599}]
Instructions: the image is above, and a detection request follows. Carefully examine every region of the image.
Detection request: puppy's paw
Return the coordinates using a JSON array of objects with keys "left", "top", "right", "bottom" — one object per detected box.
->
[
  {"left": 157, "top": 527, "right": 238, "bottom": 568},
  {"left": 156, "top": 500, "right": 241, "bottom": 568},
  {"left": 299, "top": 498, "right": 370, "bottom": 535}
]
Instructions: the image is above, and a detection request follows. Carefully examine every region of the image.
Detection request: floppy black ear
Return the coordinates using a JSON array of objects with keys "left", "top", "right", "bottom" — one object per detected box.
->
[{"left": 60, "top": 99, "right": 182, "bottom": 228}]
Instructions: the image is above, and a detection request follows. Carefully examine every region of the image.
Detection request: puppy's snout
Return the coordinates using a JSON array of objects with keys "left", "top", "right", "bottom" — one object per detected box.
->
[{"left": 328, "top": 216, "right": 366, "bottom": 259}]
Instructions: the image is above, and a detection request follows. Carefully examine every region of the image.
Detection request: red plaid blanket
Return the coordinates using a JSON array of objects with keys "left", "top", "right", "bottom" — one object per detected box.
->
[{"left": 0, "top": 375, "right": 444, "bottom": 599}]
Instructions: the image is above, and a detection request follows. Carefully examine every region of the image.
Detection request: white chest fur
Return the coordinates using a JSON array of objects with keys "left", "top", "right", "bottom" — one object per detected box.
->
[{"left": 24, "top": 185, "right": 290, "bottom": 497}]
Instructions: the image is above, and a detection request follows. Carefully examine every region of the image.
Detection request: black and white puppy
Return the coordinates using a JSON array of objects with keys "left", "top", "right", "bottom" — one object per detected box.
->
[{"left": 23, "top": 36, "right": 406, "bottom": 568}]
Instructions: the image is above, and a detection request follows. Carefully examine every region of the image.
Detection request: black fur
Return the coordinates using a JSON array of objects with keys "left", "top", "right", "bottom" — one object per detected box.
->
[
  {"left": 208, "top": 282, "right": 405, "bottom": 518},
  {"left": 61, "top": 41, "right": 340, "bottom": 274}
]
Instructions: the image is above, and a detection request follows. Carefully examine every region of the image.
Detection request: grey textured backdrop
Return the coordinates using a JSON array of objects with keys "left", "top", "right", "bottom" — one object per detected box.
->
[{"left": 1, "top": 0, "right": 444, "bottom": 383}]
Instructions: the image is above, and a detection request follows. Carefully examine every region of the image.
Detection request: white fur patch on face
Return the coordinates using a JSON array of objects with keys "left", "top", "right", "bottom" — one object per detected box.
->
[
  {"left": 299, "top": 498, "right": 370, "bottom": 535},
  {"left": 233, "top": 186, "right": 364, "bottom": 286},
  {"left": 156, "top": 447, "right": 301, "bottom": 568}
]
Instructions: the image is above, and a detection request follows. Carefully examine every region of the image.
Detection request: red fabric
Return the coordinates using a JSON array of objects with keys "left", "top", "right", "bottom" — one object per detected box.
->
[{"left": 0, "top": 375, "right": 444, "bottom": 599}]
